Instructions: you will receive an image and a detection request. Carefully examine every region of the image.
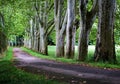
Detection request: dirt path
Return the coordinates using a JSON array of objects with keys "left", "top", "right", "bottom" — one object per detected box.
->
[{"left": 13, "top": 48, "right": 120, "bottom": 84}]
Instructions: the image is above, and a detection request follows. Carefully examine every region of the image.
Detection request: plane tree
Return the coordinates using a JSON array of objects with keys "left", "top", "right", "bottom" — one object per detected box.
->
[{"left": 94, "top": 0, "right": 116, "bottom": 63}]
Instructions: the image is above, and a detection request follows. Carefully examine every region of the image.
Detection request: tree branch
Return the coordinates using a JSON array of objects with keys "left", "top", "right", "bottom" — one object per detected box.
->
[
  {"left": 47, "top": 3, "right": 54, "bottom": 14},
  {"left": 60, "top": 11, "right": 67, "bottom": 36},
  {"left": 0, "top": 12, "right": 5, "bottom": 28},
  {"left": 34, "top": 3, "right": 44, "bottom": 27},
  {"left": 46, "top": 24, "right": 55, "bottom": 37},
  {"left": 87, "top": 0, "right": 98, "bottom": 18},
  {"left": 44, "top": 18, "right": 54, "bottom": 36}
]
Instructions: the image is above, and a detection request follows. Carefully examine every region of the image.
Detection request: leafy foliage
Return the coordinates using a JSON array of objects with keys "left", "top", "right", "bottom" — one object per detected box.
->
[
  {"left": 0, "top": 0, "right": 34, "bottom": 36},
  {"left": 114, "top": 0, "right": 120, "bottom": 45}
]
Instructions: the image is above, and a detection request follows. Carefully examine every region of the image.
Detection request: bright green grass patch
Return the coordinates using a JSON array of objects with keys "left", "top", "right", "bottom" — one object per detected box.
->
[
  {"left": 2, "top": 47, "right": 13, "bottom": 61},
  {"left": 0, "top": 47, "right": 61, "bottom": 84},
  {"left": 22, "top": 46, "right": 120, "bottom": 69}
]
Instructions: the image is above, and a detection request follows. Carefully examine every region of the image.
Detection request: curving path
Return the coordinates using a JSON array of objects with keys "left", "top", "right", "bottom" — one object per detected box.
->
[{"left": 13, "top": 48, "right": 120, "bottom": 84}]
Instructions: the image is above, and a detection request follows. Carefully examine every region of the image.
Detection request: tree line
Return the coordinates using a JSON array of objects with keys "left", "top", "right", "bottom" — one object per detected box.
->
[{"left": 23, "top": 0, "right": 116, "bottom": 63}]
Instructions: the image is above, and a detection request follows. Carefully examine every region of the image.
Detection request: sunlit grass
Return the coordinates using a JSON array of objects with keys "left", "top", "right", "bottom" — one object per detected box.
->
[
  {"left": 2, "top": 47, "right": 13, "bottom": 61},
  {"left": 22, "top": 45, "right": 120, "bottom": 69}
]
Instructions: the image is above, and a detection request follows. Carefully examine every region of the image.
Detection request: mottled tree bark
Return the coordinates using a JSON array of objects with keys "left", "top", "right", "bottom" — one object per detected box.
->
[
  {"left": 78, "top": 0, "right": 98, "bottom": 61},
  {"left": 0, "top": 13, "right": 7, "bottom": 54},
  {"left": 33, "top": 16, "right": 39, "bottom": 51},
  {"left": 65, "top": 0, "right": 75, "bottom": 58},
  {"left": 54, "top": 0, "right": 67, "bottom": 57},
  {"left": 0, "top": 31, "right": 7, "bottom": 54},
  {"left": 94, "top": 0, "right": 116, "bottom": 63},
  {"left": 24, "top": 28, "right": 30, "bottom": 48},
  {"left": 29, "top": 19, "right": 33, "bottom": 49},
  {"left": 39, "top": 1, "right": 48, "bottom": 55}
]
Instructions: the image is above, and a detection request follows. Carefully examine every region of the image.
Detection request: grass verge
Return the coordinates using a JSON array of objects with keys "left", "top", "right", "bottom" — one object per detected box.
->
[{"left": 0, "top": 47, "right": 61, "bottom": 84}]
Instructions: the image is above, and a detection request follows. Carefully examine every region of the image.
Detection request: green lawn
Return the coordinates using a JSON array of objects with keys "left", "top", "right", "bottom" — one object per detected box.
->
[
  {"left": 0, "top": 47, "right": 61, "bottom": 84},
  {"left": 22, "top": 45, "right": 120, "bottom": 69}
]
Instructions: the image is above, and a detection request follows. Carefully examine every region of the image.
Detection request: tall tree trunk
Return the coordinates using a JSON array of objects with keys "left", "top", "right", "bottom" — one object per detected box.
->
[
  {"left": 29, "top": 19, "right": 34, "bottom": 49},
  {"left": 26, "top": 29, "right": 30, "bottom": 48},
  {"left": 54, "top": 0, "right": 66, "bottom": 57},
  {"left": 38, "top": 23, "right": 41, "bottom": 52},
  {"left": 0, "top": 12, "right": 7, "bottom": 54},
  {"left": 31, "top": 30, "right": 34, "bottom": 50},
  {"left": 24, "top": 29, "right": 28, "bottom": 47},
  {"left": 28, "top": 27, "right": 32, "bottom": 49},
  {"left": 40, "top": 27, "right": 48, "bottom": 55},
  {"left": 78, "top": 0, "right": 98, "bottom": 61},
  {"left": 33, "top": 16, "right": 38, "bottom": 51},
  {"left": 39, "top": 1, "right": 48, "bottom": 55},
  {"left": 65, "top": 0, "right": 75, "bottom": 58},
  {"left": 78, "top": 0, "right": 87, "bottom": 61},
  {"left": 36, "top": 16, "right": 39, "bottom": 51},
  {"left": 94, "top": 0, "right": 116, "bottom": 63},
  {"left": 54, "top": 0, "right": 62, "bottom": 57}
]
